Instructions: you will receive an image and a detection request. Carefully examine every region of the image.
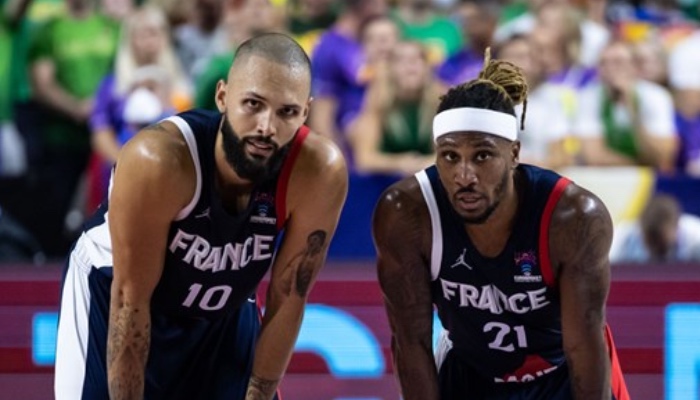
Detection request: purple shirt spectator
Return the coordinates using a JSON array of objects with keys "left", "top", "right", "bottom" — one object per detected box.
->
[
  {"left": 675, "top": 113, "right": 700, "bottom": 170},
  {"left": 436, "top": 48, "right": 482, "bottom": 87},
  {"left": 548, "top": 65, "right": 598, "bottom": 89},
  {"left": 311, "top": 29, "right": 367, "bottom": 133},
  {"left": 89, "top": 74, "right": 129, "bottom": 145}
]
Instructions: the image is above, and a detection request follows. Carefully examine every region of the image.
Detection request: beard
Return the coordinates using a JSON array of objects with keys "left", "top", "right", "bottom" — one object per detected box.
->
[
  {"left": 220, "top": 113, "right": 291, "bottom": 183},
  {"left": 458, "top": 167, "right": 510, "bottom": 225}
]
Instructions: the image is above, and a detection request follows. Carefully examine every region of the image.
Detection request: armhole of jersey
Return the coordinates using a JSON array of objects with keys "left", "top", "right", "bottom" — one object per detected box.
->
[
  {"left": 415, "top": 170, "right": 443, "bottom": 281},
  {"left": 275, "top": 125, "right": 311, "bottom": 231},
  {"left": 538, "top": 177, "right": 571, "bottom": 287},
  {"left": 164, "top": 116, "right": 203, "bottom": 221}
]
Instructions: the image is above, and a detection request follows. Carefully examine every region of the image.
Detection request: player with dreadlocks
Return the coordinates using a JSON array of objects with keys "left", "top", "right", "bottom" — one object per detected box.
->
[{"left": 372, "top": 50, "right": 630, "bottom": 399}]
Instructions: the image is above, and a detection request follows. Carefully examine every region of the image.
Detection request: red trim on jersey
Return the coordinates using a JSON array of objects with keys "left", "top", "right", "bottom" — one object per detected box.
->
[
  {"left": 275, "top": 126, "right": 310, "bottom": 231},
  {"left": 605, "top": 324, "right": 631, "bottom": 400},
  {"left": 538, "top": 177, "right": 570, "bottom": 287}
]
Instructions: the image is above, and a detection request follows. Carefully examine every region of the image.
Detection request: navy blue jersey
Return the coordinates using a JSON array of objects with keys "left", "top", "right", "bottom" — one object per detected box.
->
[
  {"left": 55, "top": 109, "right": 307, "bottom": 399},
  {"left": 416, "top": 164, "right": 571, "bottom": 384}
]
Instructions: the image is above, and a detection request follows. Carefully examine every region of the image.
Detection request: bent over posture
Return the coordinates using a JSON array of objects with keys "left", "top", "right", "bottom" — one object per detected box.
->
[
  {"left": 373, "top": 53, "right": 629, "bottom": 399},
  {"left": 54, "top": 33, "right": 348, "bottom": 400}
]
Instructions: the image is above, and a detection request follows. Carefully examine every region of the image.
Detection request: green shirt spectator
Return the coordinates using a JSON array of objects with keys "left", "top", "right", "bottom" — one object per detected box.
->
[
  {"left": 194, "top": 51, "right": 234, "bottom": 111},
  {"left": 392, "top": 1, "right": 462, "bottom": 66},
  {"left": 29, "top": 12, "right": 118, "bottom": 148}
]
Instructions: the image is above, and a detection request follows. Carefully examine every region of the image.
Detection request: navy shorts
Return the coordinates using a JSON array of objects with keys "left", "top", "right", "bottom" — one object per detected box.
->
[{"left": 55, "top": 254, "right": 277, "bottom": 400}]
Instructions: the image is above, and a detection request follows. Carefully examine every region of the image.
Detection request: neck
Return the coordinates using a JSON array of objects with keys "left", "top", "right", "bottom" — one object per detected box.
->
[{"left": 396, "top": 86, "right": 423, "bottom": 102}]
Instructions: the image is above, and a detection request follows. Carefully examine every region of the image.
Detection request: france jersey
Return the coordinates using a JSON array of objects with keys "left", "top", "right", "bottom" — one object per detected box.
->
[
  {"left": 55, "top": 109, "right": 308, "bottom": 399},
  {"left": 417, "top": 164, "right": 629, "bottom": 399}
]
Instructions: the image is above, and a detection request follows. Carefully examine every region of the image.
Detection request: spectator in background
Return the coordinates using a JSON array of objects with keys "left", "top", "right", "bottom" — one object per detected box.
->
[
  {"left": 287, "top": 0, "right": 338, "bottom": 54},
  {"left": 495, "top": 35, "right": 575, "bottom": 169},
  {"left": 91, "top": 5, "right": 189, "bottom": 166},
  {"left": 529, "top": 5, "right": 599, "bottom": 90},
  {"left": 668, "top": 29, "right": 700, "bottom": 176},
  {"left": 29, "top": 0, "right": 119, "bottom": 257},
  {"left": 173, "top": 0, "right": 228, "bottom": 81},
  {"left": 360, "top": 14, "right": 400, "bottom": 65},
  {"left": 632, "top": 35, "right": 669, "bottom": 88},
  {"left": 610, "top": 193, "right": 700, "bottom": 263},
  {"left": 308, "top": 0, "right": 387, "bottom": 147},
  {"left": 573, "top": 40, "right": 678, "bottom": 172},
  {"left": 194, "top": 0, "right": 282, "bottom": 111},
  {"left": 0, "top": 0, "right": 28, "bottom": 178},
  {"left": 392, "top": 0, "right": 462, "bottom": 66},
  {"left": 437, "top": 0, "right": 498, "bottom": 86},
  {"left": 349, "top": 41, "right": 441, "bottom": 176},
  {"left": 495, "top": 0, "right": 609, "bottom": 68}
]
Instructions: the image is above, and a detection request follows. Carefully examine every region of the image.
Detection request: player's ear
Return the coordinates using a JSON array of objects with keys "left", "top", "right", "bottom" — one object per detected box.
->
[
  {"left": 215, "top": 80, "right": 227, "bottom": 113},
  {"left": 302, "top": 97, "right": 312, "bottom": 121},
  {"left": 511, "top": 140, "right": 521, "bottom": 168}
]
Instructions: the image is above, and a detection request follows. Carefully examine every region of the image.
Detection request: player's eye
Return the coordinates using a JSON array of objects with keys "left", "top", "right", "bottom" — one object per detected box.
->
[
  {"left": 475, "top": 151, "right": 493, "bottom": 163},
  {"left": 244, "top": 99, "right": 260, "bottom": 110},
  {"left": 440, "top": 151, "right": 459, "bottom": 163},
  {"left": 279, "top": 107, "right": 299, "bottom": 117}
]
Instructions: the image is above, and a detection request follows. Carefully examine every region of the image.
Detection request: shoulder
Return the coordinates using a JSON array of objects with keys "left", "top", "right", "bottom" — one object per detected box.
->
[
  {"left": 373, "top": 176, "right": 430, "bottom": 250},
  {"left": 286, "top": 128, "right": 348, "bottom": 205},
  {"left": 374, "top": 176, "right": 427, "bottom": 218},
  {"left": 549, "top": 181, "right": 613, "bottom": 260},
  {"left": 636, "top": 80, "right": 673, "bottom": 103},
  {"left": 118, "top": 120, "right": 193, "bottom": 178},
  {"left": 295, "top": 128, "right": 347, "bottom": 181},
  {"left": 552, "top": 182, "right": 611, "bottom": 229}
]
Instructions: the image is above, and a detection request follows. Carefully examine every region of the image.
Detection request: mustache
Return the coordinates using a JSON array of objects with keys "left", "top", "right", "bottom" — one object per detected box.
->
[
  {"left": 244, "top": 135, "right": 276, "bottom": 146},
  {"left": 456, "top": 187, "right": 479, "bottom": 195}
]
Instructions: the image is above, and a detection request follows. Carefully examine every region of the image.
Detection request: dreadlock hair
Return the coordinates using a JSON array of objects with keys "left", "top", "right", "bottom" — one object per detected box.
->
[{"left": 437, "top": 48, "right": 529, "bottom": 132}]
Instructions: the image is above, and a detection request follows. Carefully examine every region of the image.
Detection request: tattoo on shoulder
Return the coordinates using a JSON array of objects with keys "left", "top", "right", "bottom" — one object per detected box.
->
[{"left": 245, "top": 375, "right": 279, "bottom": 400}]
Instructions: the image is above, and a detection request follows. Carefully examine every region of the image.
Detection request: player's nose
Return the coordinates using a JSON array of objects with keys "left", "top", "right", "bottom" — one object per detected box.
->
[
  {"left": 256, "top": 110, "right": 276, "bottom": 137},
  {"left": 454, "top": 161, "right": 478, "bottom": 187}
]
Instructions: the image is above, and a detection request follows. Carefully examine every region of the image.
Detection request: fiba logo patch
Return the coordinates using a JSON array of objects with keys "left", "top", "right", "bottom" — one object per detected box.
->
[
  {"left": 257, "top": 203, "right": 270, "bottom": 217},
  {"left": 513, "top": 251, "right": 542, "bottom": 283},
  {"left": 251, "top": 192, "right": 277, "bottom": 225}
]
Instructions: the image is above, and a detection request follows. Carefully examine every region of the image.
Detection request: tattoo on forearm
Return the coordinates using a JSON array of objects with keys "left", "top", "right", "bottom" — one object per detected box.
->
[
  {"left": 294, "top": 230, "right": 327, "bottom": 296},
  {"left": 245, "top": 375, "right": 279, "bottom": 400},
  {"left": 107, "top": 304, "right": 150, "bottom": 400}
]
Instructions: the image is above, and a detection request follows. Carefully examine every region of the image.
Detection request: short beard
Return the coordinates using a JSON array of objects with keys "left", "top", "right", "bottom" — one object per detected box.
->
[
  {"left": 220, "top": 113, "right": 291, "bottom": 183},
  {"left": 459, "top": 167, "right": 510, "bottom": 225}
]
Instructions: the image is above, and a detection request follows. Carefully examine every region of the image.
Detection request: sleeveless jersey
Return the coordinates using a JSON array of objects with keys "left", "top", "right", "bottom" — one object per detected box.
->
[
  {"left": 55, "top": 109, "right": 306, "bottom": 399},
  {"left": 80, "top": 109, "right": 309, "bottom": 318},
  {"left": 416, "top": 164, "right": 571, "bottom": 384}
]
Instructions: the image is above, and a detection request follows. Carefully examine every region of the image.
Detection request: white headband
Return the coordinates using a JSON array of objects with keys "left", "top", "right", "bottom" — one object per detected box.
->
[{"left": 433, "top": 107, "right": 518, "bottom": 142}]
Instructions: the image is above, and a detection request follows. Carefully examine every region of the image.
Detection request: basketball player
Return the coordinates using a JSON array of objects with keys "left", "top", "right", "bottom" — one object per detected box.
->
[
  {"left": 372, "top": 53, "right": 629, "bottom": 399},
  {"left": 54, "top": 33, "right": 348, "bottom": 400}
]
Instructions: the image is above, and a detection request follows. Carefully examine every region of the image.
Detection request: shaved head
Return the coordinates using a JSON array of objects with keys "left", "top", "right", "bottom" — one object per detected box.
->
[{"left": 230, "top": 32, "right": 312, "bottom": 85}]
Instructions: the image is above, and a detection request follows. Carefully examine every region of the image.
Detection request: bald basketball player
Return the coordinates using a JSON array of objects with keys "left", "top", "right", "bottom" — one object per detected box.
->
[
  {"left": 372, "top": 55, "right": 629, "bottom": 399},
  {"left": 54, "top": 33, "right": 348, "bottom": 400}
]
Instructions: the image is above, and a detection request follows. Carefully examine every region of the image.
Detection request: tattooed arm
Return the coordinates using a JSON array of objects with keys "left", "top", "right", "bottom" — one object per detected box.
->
[
  {"left": 372, "top": 180, "right": 439, "bottom": 400},
  {"left": 372, "top": 177, "right": 438, "bottom": 400},
  {"left": 550, "top": 184, "right": 613, "bottom": 400},
  {"left": 245, "top": 134, "right": 348, "bottom": 399},
  {"left": 107, "top": 123, "right": 194, "bottom": 399}
]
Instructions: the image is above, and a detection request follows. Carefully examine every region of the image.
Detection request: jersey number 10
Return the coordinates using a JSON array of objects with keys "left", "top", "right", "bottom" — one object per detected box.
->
[{"left": 182, "top": 283, "right": 233, "bottom": 311}]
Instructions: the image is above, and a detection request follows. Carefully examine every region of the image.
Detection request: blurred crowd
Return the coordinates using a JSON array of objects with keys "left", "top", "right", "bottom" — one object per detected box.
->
[{"left": 1, "top": 0, "right": 700, "bottom": 261}]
